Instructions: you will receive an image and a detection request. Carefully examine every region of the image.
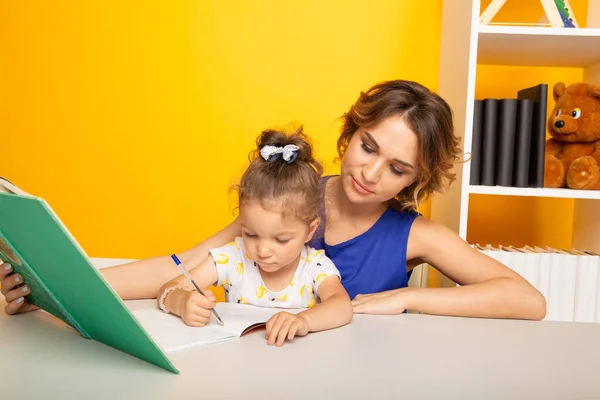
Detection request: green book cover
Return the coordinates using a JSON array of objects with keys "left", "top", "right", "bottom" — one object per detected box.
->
[{"left": 0, "top": 189, "right": 179, "bottom": 374}]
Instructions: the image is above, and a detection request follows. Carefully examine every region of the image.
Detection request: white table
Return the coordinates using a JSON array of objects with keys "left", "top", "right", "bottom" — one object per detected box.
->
[{"left": 1, "top": 259, "right": 600, "bottom": 399}]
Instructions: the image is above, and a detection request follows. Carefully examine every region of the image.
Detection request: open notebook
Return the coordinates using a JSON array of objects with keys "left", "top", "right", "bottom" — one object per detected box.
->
[{"left": 133, "top": 302, "right": 301, "bottom": 352}]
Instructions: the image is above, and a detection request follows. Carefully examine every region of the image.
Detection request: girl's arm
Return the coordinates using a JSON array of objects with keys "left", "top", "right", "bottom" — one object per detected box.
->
[
  {"left": 299, "top": 276, "right": 353, "bottom": 331},
  {"left": 354, "top": 216, "right": 546, "bottom": 320},
  {"left": 265, "top": 277, "right": 353, "bottom": 346},
  {"left": 100, "top": 218, "right": 240, "bottom": 300}
]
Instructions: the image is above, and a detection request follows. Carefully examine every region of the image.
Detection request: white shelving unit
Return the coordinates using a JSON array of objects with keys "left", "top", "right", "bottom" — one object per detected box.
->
[
  {"left": 430, "top": 1, "right": 600, "bottom": 285},
  {"left": 478, "top": 25, "right": 600, "bottom": 67}
]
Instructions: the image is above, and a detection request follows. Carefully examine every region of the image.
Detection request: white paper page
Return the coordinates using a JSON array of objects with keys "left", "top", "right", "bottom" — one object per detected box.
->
[
  {"left": 213, "top": 302, "right": 301, "bottom": 336},
  {"left": 132, "top": 308, "right": 237, "bottom": 352},
  {"left": 133, "top": 303, "right": 304, "bottom": 352}
]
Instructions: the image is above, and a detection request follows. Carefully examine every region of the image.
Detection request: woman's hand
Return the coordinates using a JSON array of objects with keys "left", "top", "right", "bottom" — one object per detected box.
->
[
  {"left": 351, "top": 288, "right": 414, "bottom": 315},
  {"left": 1, "top": 262, "right": 38, "bottom": 315},
  {"left": 265, "top": 311, "right": 309, "bottom": 347}
]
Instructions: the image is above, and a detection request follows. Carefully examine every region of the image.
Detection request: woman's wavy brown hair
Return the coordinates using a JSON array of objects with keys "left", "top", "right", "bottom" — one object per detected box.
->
[
  {"left": 337, "top": 80, "right": 462, "bottom": 211},
  {"left": 235, "top": 126, "right": 323, "bottom": 223}
]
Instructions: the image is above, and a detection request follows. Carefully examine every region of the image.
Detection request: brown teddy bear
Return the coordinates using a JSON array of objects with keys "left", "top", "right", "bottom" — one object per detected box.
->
[{"left": 544, "top": 81, "right": 600, "bottom": 190}]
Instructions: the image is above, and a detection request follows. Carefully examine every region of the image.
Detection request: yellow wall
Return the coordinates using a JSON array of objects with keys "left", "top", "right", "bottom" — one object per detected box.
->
[{"left": 0, "top": 1, "right": 442, "bottom": 262}]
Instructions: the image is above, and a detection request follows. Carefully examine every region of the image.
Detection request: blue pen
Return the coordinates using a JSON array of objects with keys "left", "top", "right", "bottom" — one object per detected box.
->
[{"left": 170, "top": 254, "right": 224, "bottom": 326}]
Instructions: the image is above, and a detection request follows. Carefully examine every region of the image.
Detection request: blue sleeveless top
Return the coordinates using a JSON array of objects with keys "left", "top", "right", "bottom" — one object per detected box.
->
[{"left": 308, "top": 176, "right": 419, "bottom": 299}]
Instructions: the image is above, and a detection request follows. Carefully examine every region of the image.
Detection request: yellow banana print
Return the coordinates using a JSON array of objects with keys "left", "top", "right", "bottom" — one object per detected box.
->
[
  {"left": 222, "top": 278, "right": 230, "bottom": 287},
  {"left": 238, "top": 297, "right": 248, "bottom": 304},
  {"left": 256, "top": 285, "right": 267, "bottom": 299},
  {"left": 276, "top": 294, "right": 287, "bottom": 301},
  {"left": 300, "top": 284, "right": 313, "bottom": 297},
  {"left": 307, "top": 297, "right": 316, "bottom": 308},
  {"left": 315, "top": 273, "right": 328, "bottom": 284},
  {"left": 236, "top": 262, "right": 244, "bottom": 276},
  {"left": 226, "top": 241, "right": 236, "bottom": 247},
  {"left": 289, "top": 276, "right": 296, "bottom": 287},
  {"left": 216, "top": 254, "right": 229, "bottom": 264},
  {"left": 315, "top": 249, "right": 324, "bottom": 256}
]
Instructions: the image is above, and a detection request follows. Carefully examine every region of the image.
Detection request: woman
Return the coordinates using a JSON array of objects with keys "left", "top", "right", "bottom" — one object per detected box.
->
[{"left": 1, "top": 80, "right": 546, "bottom": 320}]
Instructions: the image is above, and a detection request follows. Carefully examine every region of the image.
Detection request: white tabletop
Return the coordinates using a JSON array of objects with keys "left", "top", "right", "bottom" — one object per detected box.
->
[{"left": 2, "top": 259, "right": 600, "bottom": 399}]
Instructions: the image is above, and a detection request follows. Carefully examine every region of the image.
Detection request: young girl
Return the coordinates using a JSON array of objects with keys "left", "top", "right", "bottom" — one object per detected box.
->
[{"left": 156, "top": 127, "right": 353, "bottom": 347}]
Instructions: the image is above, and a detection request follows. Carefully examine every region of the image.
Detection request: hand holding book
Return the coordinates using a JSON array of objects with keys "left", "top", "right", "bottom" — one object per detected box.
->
[{"left": 0, "top": 261, "right": 39, "bottom": 314}]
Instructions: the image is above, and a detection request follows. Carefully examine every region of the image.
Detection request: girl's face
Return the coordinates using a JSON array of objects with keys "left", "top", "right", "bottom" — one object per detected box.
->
[
  {"left": 340, "top": 114, "right": 419, "bottom": 206},
  {"left": 239, "top": 200, "right": 318, "bottom": 274}
]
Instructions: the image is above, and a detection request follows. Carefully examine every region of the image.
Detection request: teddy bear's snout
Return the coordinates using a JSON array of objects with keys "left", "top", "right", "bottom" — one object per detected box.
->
[{"left": 551, "top": 116, "right": 577, "bottom": 134}]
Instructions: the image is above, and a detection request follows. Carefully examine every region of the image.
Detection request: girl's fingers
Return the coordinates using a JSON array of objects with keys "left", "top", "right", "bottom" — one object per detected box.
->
[
  {"left": 192, "top": 303, "right": 211, "bottom": 319},
  {"left": 189, "top": 292, "right": 215, "bottom": 310},
  {"left": 201, "top": 288, "right": 217, "bottom": 303},
  {"left": 185, "top": 317, "right": 207, "bottom": 327},
  {"left": 276, "top": 319, "right": 293, "bottom": 347},
  {"left": 265, "top": 313, "right": 280, "bottom": 340},
  {"left": 287, "top": 323, "right": 298, "bottom": 341},
  {"left": 267, "top": 316, "right": 286, "bottom": 346}
]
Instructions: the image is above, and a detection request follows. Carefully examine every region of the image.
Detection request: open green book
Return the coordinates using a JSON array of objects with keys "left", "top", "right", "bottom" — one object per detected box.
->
[
  {"left": 0, "top": 178, "right": 303, "bottom": 373},
  {"left": 0, "top": 177, "right": 181, "bottom": 373}
]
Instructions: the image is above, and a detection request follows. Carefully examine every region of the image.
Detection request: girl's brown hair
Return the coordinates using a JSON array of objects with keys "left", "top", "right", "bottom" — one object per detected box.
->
[
  {"left": 337, "top": 80, "right": 462, "bottom": 210},
  {"left": 237, "top": 126, "right": 323, "bottom": 223}
]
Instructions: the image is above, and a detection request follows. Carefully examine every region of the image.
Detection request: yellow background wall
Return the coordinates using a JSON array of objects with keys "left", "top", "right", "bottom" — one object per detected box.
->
[{"left": 0, "top": 1, "right": 441, "bottom": 260}]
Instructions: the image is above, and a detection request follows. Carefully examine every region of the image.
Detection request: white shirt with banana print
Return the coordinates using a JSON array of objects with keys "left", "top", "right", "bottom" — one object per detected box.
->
[{"left": 209, "top": 237, "right": 341, "bottom": 309}]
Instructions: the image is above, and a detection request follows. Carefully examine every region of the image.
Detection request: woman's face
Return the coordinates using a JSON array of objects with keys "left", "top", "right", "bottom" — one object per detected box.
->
[{"left": 340, "top": 114, "right": 419, "bottom": 206}]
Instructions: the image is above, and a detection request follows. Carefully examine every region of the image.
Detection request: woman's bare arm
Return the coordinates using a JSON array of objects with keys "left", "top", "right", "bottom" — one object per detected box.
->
[
  {"left": 406, "top": 217, "right": 546, "bottom": 319},
  {"left": 353, "top": 217, "right": 546, "bottom": 320},
  {"left": 101, "top": 218, "right": 240, "bottom": 299}
]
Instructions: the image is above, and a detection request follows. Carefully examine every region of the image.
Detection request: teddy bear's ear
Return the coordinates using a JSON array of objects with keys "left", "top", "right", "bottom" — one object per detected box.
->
[
  {"left": 553, "top": 82, "right": 566, "bottom": 101},
  {"left": 588, "top": 84, "right": 600, "bottom": 101}
]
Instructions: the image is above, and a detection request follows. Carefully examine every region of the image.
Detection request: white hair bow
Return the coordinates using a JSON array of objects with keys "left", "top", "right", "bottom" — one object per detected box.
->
[{"left": 260, "top": 144, "right": 300, "bottom": 163}]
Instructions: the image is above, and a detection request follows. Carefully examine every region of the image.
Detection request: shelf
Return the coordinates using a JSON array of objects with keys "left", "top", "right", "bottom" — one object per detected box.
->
[
  {"left": 468, "top": 185, "right": 600, "bottom": 200},
  {"left": 477, "top": 25, "right": 600, "bottom": 67}
]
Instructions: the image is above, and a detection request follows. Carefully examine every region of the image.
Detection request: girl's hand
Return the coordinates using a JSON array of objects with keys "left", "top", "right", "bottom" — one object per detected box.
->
[
  {"left": 265, "top": 311, "right": 309, "bottom": 347},
  {"left": 1, "top": 262, "right": 38, "bottom": 315},
  {"left": 165, "top": 287, "right": 217, "bottom": 327},
  {"left": 351, "top": 288, "right": 414, "bottom": 315}
]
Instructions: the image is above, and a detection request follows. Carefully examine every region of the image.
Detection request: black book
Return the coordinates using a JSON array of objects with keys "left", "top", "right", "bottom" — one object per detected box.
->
[
  {"left": 495, "top": 99, "right": 519, "bottom": 187},
  {"left": 480, "top": 98, "right": 499, "bottom": 186},
  {"left": 513, "top": 99, "right": 534, "bottom": 187},
  {"left": 470, "top": 100, "right": 484, "bottom": 185},
  {"left": 517, "top": 84, "right": 548, "bottom": 188}
]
